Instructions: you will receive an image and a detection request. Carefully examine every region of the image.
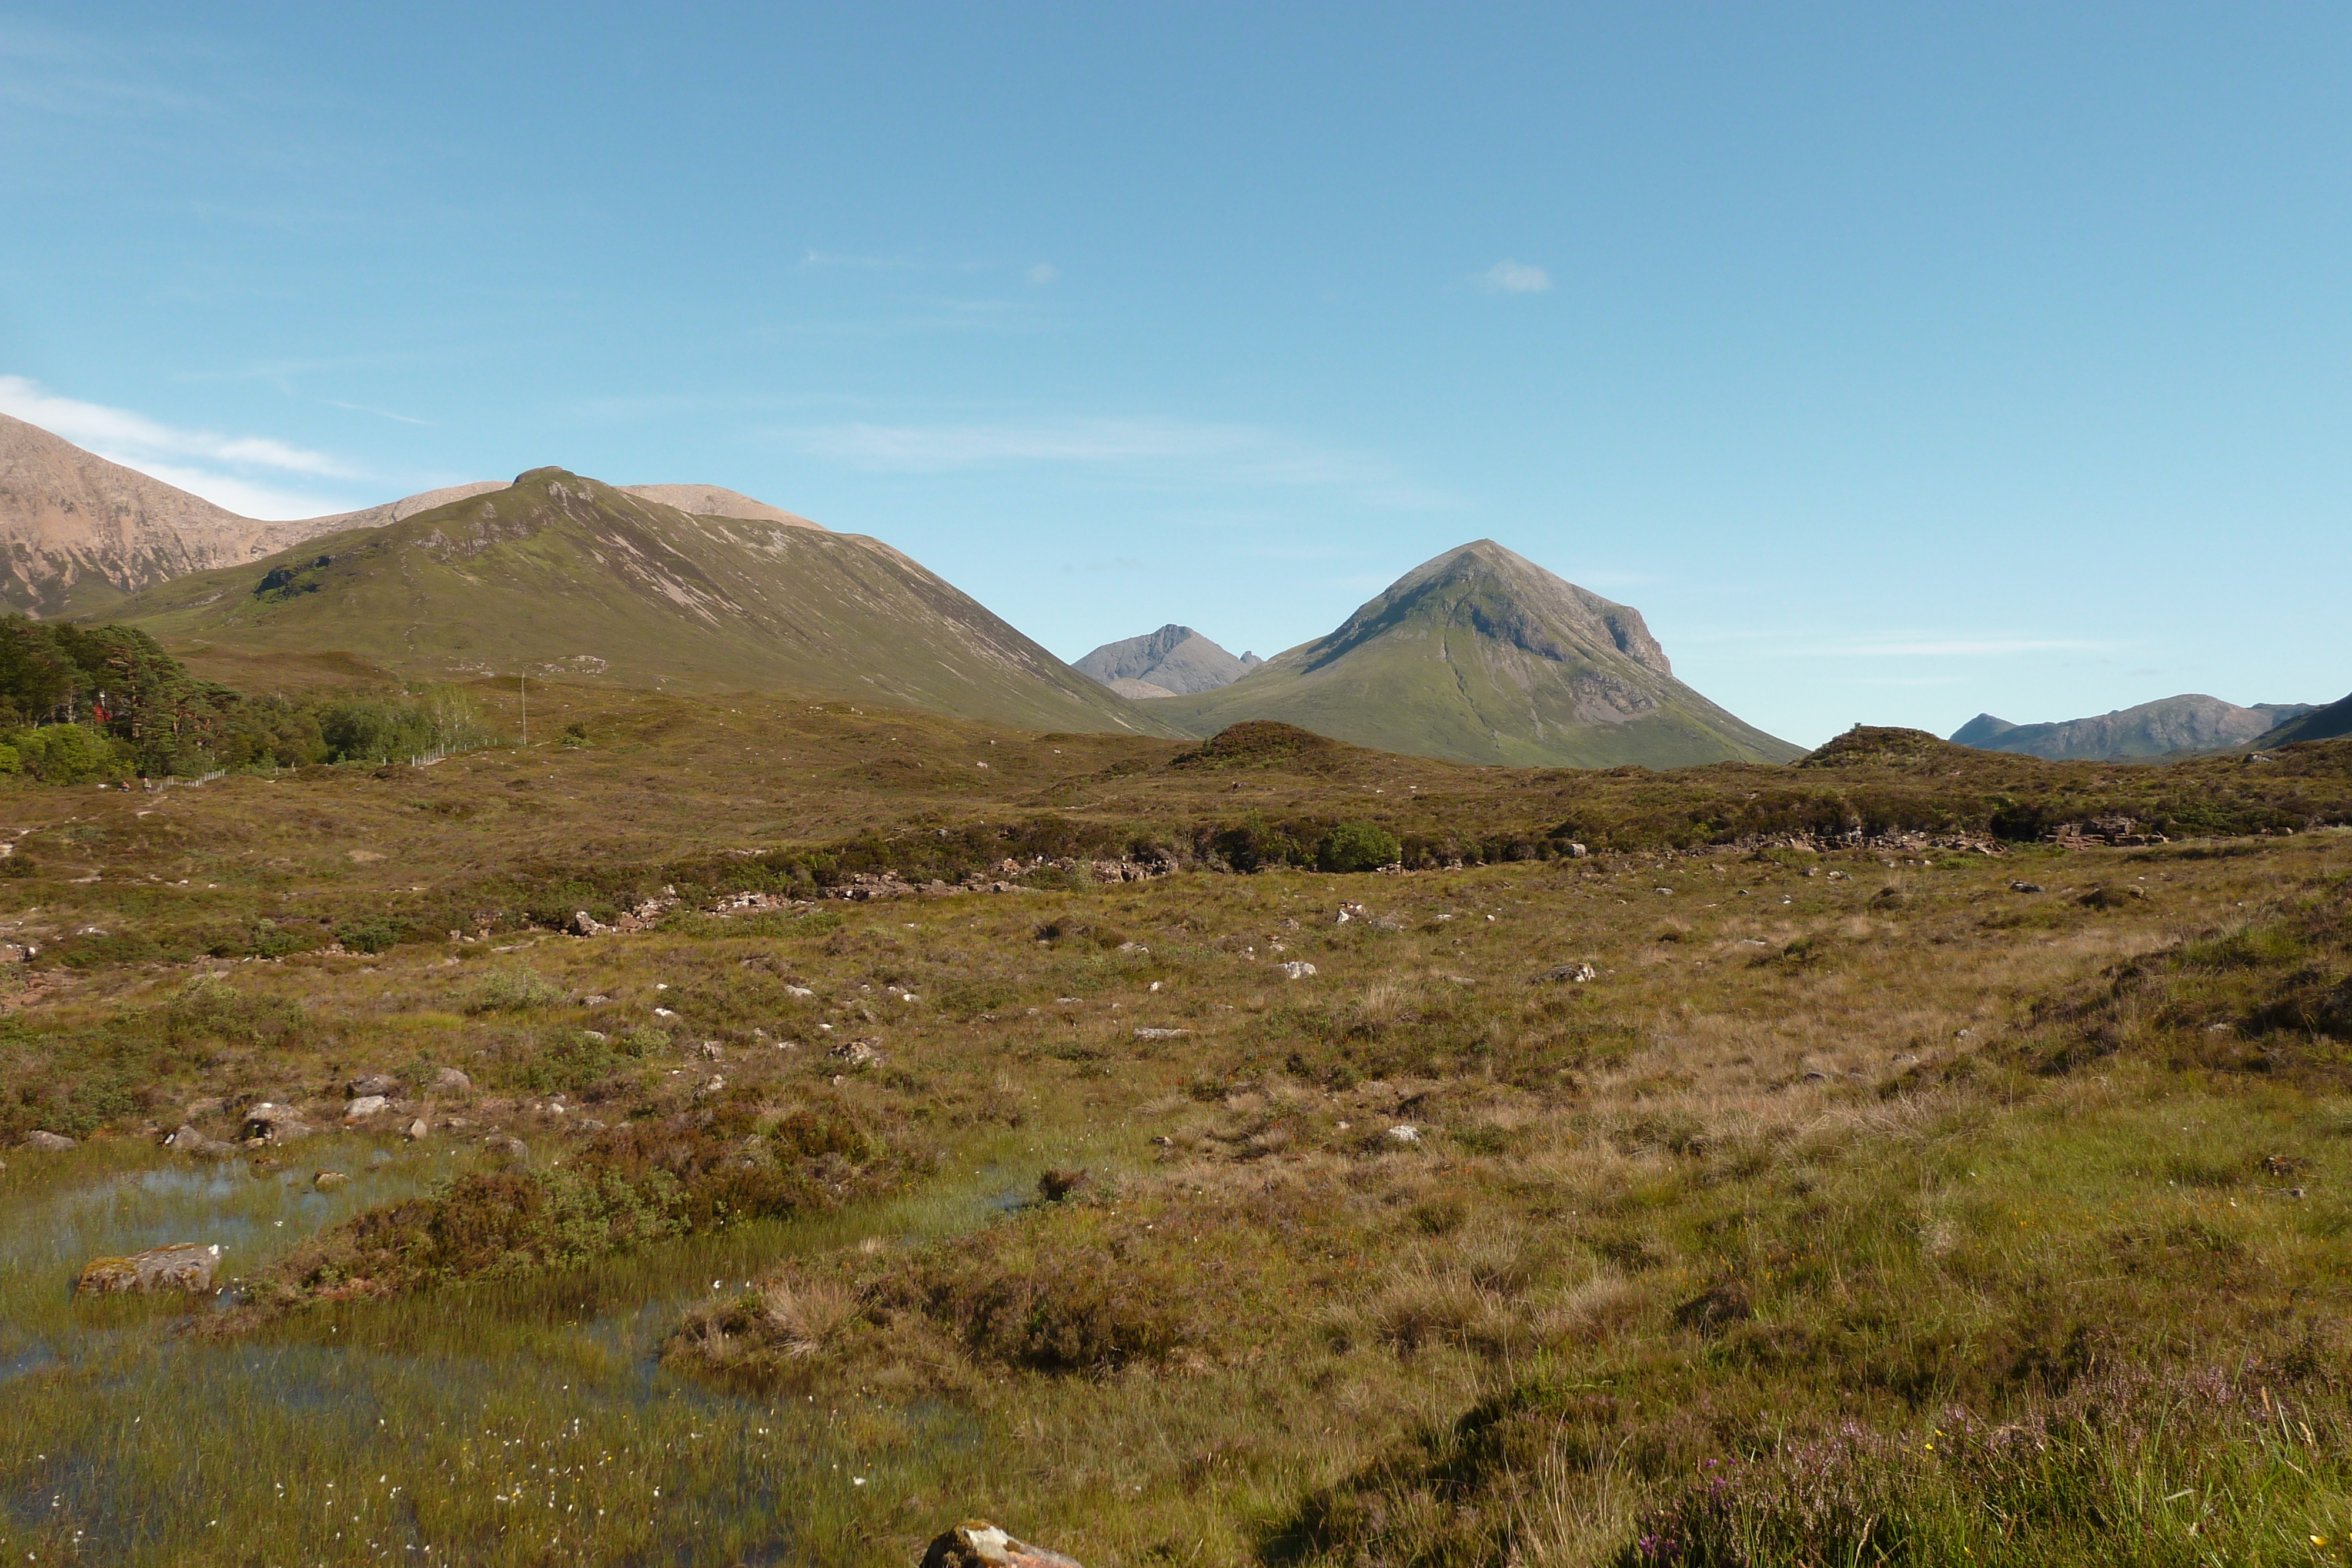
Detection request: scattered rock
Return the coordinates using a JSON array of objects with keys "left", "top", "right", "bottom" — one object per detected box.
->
[
  {"left": 2009, "top": 881, "right": 2044, "bottom": 894},
  {"left": 403, "top": 1118, "right": 429, "bottom": 1140},
  {"left": 2078, "top": 884, "right": 2149, "bottom": 910},
  {"left": 433, "top": 1066, "right": 473, "bottom": 1094},
  {"left": 569, "top": 910, "right": 616, "bottom": 937},
  {"left": 76, "top": 1242, "right": 221, "bottom": 1296},
  {"left": 1387, "top": 1125, "right": 1421, "bottom": 1144},
  {"left": 696, "top": 1041, "right": 724, "bottom": 1060},
  {"left": 1276, "top": 961, "right": 1318, "bottom": 980},
  {"left": 582, "top": 993, "right": 611, "bottom": 1005},
  {"left": 347, "top": 1072, "right": 402, "bottom": 1098},
  {"left": 164, "top": 1124, "right": 236, "bottom": 1156},
  {"left": 240, "top": 1103, "right": 313, "bottom": 1144},
  {"left": 1368, "top": 917, "right": 1405, "bottom": 932},
  {"left": 1133, "top": 1027, "right": 1191, "bottom": 1040},
  {"left": 922, "top": 1519, "right": 1085, "bottom": 1568},
  {"left": 25, "top": 1129, "right": 76, "bottom": 1152},
  {"left": 785, "top": 984, "right": 816, "bottom": 998},
  {"left": 1565, "top": 841, "right": 1589, "bottom": 858},
  {"left": 1538, "top": 963, "right": 1598, "bottom": 984},
  {"left": 828, "top": 1039, "right": 883, "bottom": 1069},
  {"left": 313, "top": 1171, "right": 349, "bottom": 1191},
  {"left": 343, "top": 1095, "right": 392, "bottom": 1120},
  {"left": 0, "top": 943, "right": 33, "bottom": 963},
  {"left": 482, "top": 1135, "right": 529, "bottom": 1160},
  {"left": 694, "top": 1076, "right": 726, "bottom": 1100},
  {"left": 1115, "top": 941, "right": 1150, "bottom": 954}
]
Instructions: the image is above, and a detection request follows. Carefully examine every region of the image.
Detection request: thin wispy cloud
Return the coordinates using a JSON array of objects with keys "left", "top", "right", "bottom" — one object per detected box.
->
[
  {"left": 0, "top": 374, "right": 365, "bottom": 518},
  {"left": 1476, "top": 259, "right": 1552, "bottom": 295},
  {"left": 782, "top": 416, "right": 1457, "bottom": 509},
  {"left": 326, "top": 399, "right": 431, "bottom": 426},
  {"left": 1026, "top": 262, "right": 1060, "bottom": 285}
]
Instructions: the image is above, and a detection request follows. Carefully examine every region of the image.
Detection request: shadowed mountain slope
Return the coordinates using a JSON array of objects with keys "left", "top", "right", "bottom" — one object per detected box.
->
[
  {"left": 1144, "top": 540, "right": 1800, "bottom": 767},
  {"left": 2265, "top": 691, "right": 2352, "bottom": 747},
  {"left": 1953, "top": 694, "right": 2316, "bottom": 760},
  {"left": 1074, "top": 624, "right": 1259, "bottom": 697},
  {"left": 103, "top": 467, "right": 1180, "bottom": 736}
]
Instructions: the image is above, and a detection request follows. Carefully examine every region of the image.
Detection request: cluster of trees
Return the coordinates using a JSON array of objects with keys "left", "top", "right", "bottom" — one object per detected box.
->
[{"left": 1, "top": 615, "right": 496, "bottom": 784}]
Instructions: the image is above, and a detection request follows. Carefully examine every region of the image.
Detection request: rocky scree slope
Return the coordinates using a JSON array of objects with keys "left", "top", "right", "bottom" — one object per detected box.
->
[
  {"left": 1145, "top": 540, "right": 1801, "bottom": 767},
  {"left": 106, "top": 467, "right": 1181, "bottom": 737}
]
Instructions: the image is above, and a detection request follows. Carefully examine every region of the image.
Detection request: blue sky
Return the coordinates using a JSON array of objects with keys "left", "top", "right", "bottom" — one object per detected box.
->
[{"left": 3, "top": 4, "right": 2347, "bottom": 746}]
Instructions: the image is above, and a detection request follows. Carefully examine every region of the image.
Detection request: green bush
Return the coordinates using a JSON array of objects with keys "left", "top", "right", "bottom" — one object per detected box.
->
[
  {"left": 1317, "top": 819, "right": 1401, "bottom": 874},
  {"left": 335, "top": 919, "right": 400, "bottom": 955},
  {"left": 10, "top": 723, "right": 122, "bottom": 784}
]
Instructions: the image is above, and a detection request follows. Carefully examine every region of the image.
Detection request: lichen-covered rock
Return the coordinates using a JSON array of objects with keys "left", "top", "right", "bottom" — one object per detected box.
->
[
  {"left": 76, "top": 1242, "right": 220, "bottom": 1295},
  {"left": 343, "top": 1095, "right": 391, "bottom": 1120},
  {"left": 313, "top": 1171, "right": 349, "bottom": 1191},
  {"left": 25, "top": 1129, "right": 76, "bottom": 1151},
  {"left": 920, "top": 1519, "right": 1084, "bottom": 1568}
]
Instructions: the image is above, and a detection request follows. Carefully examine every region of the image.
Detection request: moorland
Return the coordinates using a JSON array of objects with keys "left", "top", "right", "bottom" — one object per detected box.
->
[{"left": 4, "top": 667, "right": 2351, "bottom": 1567}]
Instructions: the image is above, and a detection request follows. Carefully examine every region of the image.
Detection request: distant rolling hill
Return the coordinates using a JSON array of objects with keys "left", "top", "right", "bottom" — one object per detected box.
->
[
  {"left": 1952, "top": 694, "right": 2316, "bottom": 760},
  {"left": 1141, "top": 540, "right": 1800, "bottom": 767},
  {"left": 105, "top": 466, "right": 1181, "bottom": 737}
]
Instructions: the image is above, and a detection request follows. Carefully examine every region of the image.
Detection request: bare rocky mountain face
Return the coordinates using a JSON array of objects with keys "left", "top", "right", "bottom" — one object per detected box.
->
[
  {"left": 1074, "top": 623, "right": 1260, "bottom": 698},
  {"left": 1952, "top": 694, "right": 2317, "bottom": 760},
  {"left": 0, "top": 413, "right": 828, "bottom": 617},
  {"left": 1143, "top": 540, "right": 1802, "bottom": 767}
]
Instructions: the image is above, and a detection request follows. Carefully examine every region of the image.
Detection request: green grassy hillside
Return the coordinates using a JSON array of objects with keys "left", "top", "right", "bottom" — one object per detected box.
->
[
  {"left": 103, "top": 467, "right": 1181, "bottom": 737},
  {"left": 1148, "top": 539, "right": 1802, "bottom": 767}
]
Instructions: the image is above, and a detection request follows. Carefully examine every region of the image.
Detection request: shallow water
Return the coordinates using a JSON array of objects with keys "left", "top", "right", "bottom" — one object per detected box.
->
[{"left": 0, "top": 1129, "right": 1094, "bottom": 1566}]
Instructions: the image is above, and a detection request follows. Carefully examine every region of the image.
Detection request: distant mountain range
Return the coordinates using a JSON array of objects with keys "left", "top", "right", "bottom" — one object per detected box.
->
[
  {"left": 1952, "top": 695, "right": 2316, "bottom": 760},
  {"left": 1074, "top": 624, "right": 1259, "bottom": 698},
  {"left": 38, "top": 411, "right": 2264, "bottom": 774},
  {"left": 1137, "top": 540, "right": 1802, "bottom": 767}
]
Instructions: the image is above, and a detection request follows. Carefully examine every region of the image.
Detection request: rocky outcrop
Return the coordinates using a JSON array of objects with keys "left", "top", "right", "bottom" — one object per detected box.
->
[
  {"left": 921, "top": 1520, "right": 1084, "bottom": 1568},
  {"left": 76, "top": 1242, "right": 220, "bottom": 1295},
  {"left": 25, "top": 1129, "right": 75, "bottom": 1151}
]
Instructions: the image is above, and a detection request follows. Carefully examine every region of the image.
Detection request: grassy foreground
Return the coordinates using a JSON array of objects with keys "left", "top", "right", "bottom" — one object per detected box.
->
[{"left": 1, "top": 683, "right": 2348, "bottom": 1566}]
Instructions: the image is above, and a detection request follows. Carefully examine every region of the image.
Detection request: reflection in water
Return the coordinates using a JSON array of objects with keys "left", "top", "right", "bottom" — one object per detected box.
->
[{"left": 0, "top": 1139, "right": 1047, "bottom": 1564}]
